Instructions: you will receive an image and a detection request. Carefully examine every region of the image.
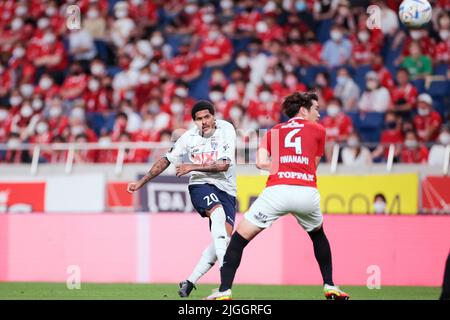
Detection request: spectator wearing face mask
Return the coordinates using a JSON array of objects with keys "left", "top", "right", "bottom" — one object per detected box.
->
[
  {"left": 428, "top": 126, "right": 450, "bottom": 166},
  {"left": 83, "top": 76, "right": 110, "bottom": 113},
  {"left": 321, "top": 25, "right": 353, "bottom": 68},
  {"left": 373, "top": 193, "right": 387, "bottom": 215},
  {"left": 82, "top": 2, "right": 107, "bottom": 40},
  {"left": 35, "top": 74, "right": 60, "bottom": 100},
  {"left": 333, "top": 67, "right": 360, "bottom": 111},
  {"left": 350, "top": 29, "right": 375, "bottom": 66},
  {"left": 198, "top": 22, "right": 233, "bottom": 68},
  {"left": 162, "top": 42, "right": 203, "bottom": 82},
  {"left": 67, "top": 27, "right": 97, "bottom": 68},
  {"left": 110, "top": 1, "right": 136, "bottom": 48},
  {"left": 9, "top": 44, "right": 36, "bottom": 85},
  {"left": 371, "top": 54, "right": 395, "bottom": 90},
  {"left": 434, "top": 13, "right": 449, "bottom": 64},
  {"left": 371, "top": 111, "right": 404, "bottom": 162},
  {"left": 358, "top": 71, "right": 391, "bottom": 112},
  {"left": 390, "top": 68, "right": 418, "bottom": 118},
  {"left": 413, "top": 94, "right": 443, "bottom": 142},
  {"left": 29, "top": 120, "right": 52, "bottom": 162},
  {"left": 341, "top": 132, "right": 372, "bottom": 166},
  {"left": 247, "top": 86, "right": 280, "bottom": 128},
  {"left": 400, "top": 41, "right": 433, "bottom": 79},
  {"left": 128, "top": 0, "right": 158, "bottom": 31},
  {"left": 401, "top": 29, "right": 435, "bottom": 59},
  {"left": 400, "top": 130, "right": 429, "bottom": 163},
  {"left": 60, "top": 63, "right": 88, "bottom": 100},
  {"left": 73, "top": 133, "right": 97, "bottom": 163},
  {"left": 233, "top": 2, "right": 262, "bottom": 34},
  {"left": 312, "top": 71, "right": 334, "bottom": 106}
]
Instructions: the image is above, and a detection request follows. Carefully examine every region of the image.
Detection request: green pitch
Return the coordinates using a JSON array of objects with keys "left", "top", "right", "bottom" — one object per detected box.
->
[{"left": 0, "top": 283, "right": 440, "bottom": 300}]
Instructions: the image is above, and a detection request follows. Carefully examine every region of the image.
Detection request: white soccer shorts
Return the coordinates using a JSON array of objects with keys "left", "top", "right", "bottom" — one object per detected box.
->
[{"left": 244, "top": 184, "right": 323, "bottom": 232}]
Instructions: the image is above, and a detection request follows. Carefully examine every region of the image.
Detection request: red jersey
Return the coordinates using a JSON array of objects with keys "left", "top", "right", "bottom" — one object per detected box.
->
[
  {"left": 321, "top": 113, "right": 353, "bottom": 142},
  {"left": 413, "top": 111, "right": 442, "bottom": 142},
  {"left": 261, "top": 117, "right": 325, "bottom": 189}
]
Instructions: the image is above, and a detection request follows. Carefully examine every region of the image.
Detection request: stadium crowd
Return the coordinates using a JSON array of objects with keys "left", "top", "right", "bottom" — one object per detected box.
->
[{"left": 0, "top": 0, "right": 448, "bottom": 165}]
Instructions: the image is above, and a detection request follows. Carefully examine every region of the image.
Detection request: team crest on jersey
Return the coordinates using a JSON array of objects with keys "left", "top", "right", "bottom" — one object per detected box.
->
[{"left": 210, "top": 137, "right": 218, "bottom": 150}]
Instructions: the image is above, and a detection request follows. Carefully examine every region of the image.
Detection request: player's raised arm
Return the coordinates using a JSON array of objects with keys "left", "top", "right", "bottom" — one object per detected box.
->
[{"left": 127, "top": 157, "right": 171, "bottom": 193}]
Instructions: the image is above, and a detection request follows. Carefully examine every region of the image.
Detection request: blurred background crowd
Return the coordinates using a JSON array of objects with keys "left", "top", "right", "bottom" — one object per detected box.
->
[{"left": 0, "top": 0, "right": 448, "bottom": 165}]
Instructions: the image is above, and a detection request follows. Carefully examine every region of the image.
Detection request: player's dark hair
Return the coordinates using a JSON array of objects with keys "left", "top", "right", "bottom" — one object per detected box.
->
[
  {"left": 282, "top": 92, "right": 319, "bottom": 118},
  {"left": 191, "top": 100, "right": 215, "bottom": 120}
]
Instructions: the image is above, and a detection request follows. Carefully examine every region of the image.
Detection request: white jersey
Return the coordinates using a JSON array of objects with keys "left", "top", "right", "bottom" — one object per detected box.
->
[{"left": 165, "top": 120, "right": 237, "bottom": 197}]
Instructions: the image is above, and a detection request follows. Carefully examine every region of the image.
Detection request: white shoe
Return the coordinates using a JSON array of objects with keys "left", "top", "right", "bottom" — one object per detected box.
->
[
  {"left": 203, "top": 288, "right": 232, "bottom": 300},
  {"left": 323, "top": 284, "right": 350, "bottom": 300}
]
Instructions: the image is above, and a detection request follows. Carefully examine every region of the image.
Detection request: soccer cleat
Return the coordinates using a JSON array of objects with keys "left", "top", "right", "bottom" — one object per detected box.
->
[
  {"left": 203, "top": 288, "right": 232, "bottom": 300},
  {"left": 178, "top": 280, "right": 196, "bottom": 298},
  {"left": 324, "top": 284, "right": 350, "bottom": 300}
]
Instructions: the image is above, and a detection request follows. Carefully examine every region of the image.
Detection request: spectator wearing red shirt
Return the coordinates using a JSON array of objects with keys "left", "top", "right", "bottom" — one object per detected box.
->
[
  {"left": 9, "top": 44, "right": 36, "bottom": 85},
  {"left": 413, "top": 93, "right": 443, "bottom": 142},
  {"left": 0, "top": 107, "right": 12, "bottom": 143},
  {"left": 35, "top": 73, "right": 60, "bottom": 100},
  {"left": 256, "top": 15, "right": 284, "bottom": 45},
  {"left": 247, "top": 86, "right": 281, "bottom": 128},
  {"left": 350, "top": 29, "right": 377, "bottom": 66},
  {"left": 67, "top": 105, "right": 97, "bottom": 143},
  {"left": 198, "top": 23, "right": 233, "bottom": 68},
  {"left": 0, "top": 63, "right": 12, "bottom": 102},
  {"left": 288, "top": 30, "right": 322, "bottom": 67},
  {"left": 321, "top": 97, "right": 354, "bottom": 143},
  {"left": 162, "top": 43, "right": 203, "bottom": 82},
  {"left": 390, "top": 68, "right": 418, "bottom": 118},
  {"left": 60, "top": 63, "right": 88, "bottom": 100},
  {"left": 371, "top": 55, "right": 395, "bottom": 90},
  {"left": 401, "top": 28, "right": 436, "bottom": 59},
  {"left": 45, "top": 96, "right": 69, "bottom": 138},
  {"left": 83, "top": 76, "right": 110, "bottom": 113},
  {"left": 73, "top": 133, "right": 97, "bottom": 163},
  {"left": 312, "top": 72, "right": 334, "bottom": 107},
  {"left": 233, "top": 2, "right": 261, "bottom": 35},
  {"left": 29, "top": 120, "right": 52, "bottom": 162},
  {"left": 400, "top": 130, "right": 429, "bottom": 164},
  {"left": 434, "top": 13, "right": 449, "bottom": 64},
  {"left": 372, "top": 111, "right": 404, "bottom": 162}
]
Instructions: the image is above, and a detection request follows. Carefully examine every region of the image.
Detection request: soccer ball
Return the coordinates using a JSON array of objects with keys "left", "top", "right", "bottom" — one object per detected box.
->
[{"left": 398, "top": 0, "right": 432, "bottom": 28}]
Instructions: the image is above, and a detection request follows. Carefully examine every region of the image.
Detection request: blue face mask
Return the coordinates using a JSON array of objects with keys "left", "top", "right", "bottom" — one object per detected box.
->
[
  {"left": 336, "top": 76, "right": 347, "bottom": 85},
  {"left": 296, "top": 1, "right": 306, "bottom": 12}
]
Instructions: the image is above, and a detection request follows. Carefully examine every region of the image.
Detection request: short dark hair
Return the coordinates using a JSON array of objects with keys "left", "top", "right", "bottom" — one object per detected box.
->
[
  {"left": 282, "top": 92, "right": 319, "bottom": 118},
  {"left": 191, "top": 100, "right": 215, "bottom": 120}
]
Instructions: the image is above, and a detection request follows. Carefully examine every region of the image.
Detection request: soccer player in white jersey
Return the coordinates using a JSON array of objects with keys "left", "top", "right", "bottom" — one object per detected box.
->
[{"left": 127, "top": 100, "right": 237, "bottom": 298}]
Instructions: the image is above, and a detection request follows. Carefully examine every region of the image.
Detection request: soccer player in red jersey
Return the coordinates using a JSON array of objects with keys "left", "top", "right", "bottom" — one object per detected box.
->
[{"left": 205, "top": 92, "right": 349, "bottom": 300}]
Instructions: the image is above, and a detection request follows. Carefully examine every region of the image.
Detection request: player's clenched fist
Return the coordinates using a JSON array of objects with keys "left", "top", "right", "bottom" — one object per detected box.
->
[{"left": 127, "top": 182, "right": 142, "bottom": 193}]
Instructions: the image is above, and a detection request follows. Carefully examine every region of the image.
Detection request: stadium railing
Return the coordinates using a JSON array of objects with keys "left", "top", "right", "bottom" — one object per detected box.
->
[{"left": 0, "top": 141, "right": 449, "bottom": 175}]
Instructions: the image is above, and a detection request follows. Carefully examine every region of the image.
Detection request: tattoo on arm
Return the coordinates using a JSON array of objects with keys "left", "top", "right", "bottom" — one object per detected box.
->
[{"left": 142, "top": 157, "right": 170, "bottom": 184}]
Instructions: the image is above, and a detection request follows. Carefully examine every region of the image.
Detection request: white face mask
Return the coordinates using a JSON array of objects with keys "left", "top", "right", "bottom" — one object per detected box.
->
[
  {"left": 221, "top": 0, "right": 233, "bottom": 10},
  {"left": 410, "top": 30, "right": 423, "bottom": 40},
  {"left": 141, "top": 120, "right": 153, "bottom": 131},
  {"left": 13, "top": 47, "right": 25, "bottom": 59},
  {"left": 439, "top": 30, "right": 449, "bottom": 41},
  {"left": 209, "top": 91, "right": 223, "bottom": 103},
  {"left": 87, "top": 9, "right": 99, "bottom": 19},
  {"left": 46, "top": 7, "right": 57, "bottom": 16},
  {"left": 256, "top": 21, "right": 268, "bottom": 33},
  {"left": 88, "top": 79, "right": 100, "bottom": 91},
  {"left": 150, "top": 63, "right": 160, "bottom": 74},
  {"left": 327, "top": 105, "right": 340, "bottom": 118},
  {"left": 366, "top": 79, "right": 378, "bottom": 91},
  {"left": 417, "top": 108, "right": 430, "bottom": 117},
  {"left": 38, "top": 18, "right": 50, "bottom": 29},
  {"left": 229, "top": 107, "right": 243, "bottom": 120},
  {"left": 151, "top": 35, "right": 164, "bottom": 47},
  {"left": 263, "top": 74, "right": 275, "bottom": 84},
  {"left": 43, "top": 33, "right": 56, "bottom": 45},
  {"left": 175, "top": 87, "right": 188, "bottom": 98},
  {"left": 404, "top": 139, "right": 418, "bottom": 149},
  {"left": 285, "top": 76, "right": 297, "bottom": 88},
  {"left": 7, "top": 138, "right": 21, "bottom": 149},
  {"left": 71, "top": 125, "right": 85, "bottom": 137},
  {"left": 139, "top": 73, "right": 152, "bottom": 84},
  {"left": 170, "top": 102, "right": 184, "bottom": 114},
  {"left": 358, "top": 31, "right": 369, "bottom": 43},
  {"left": 10, "top": 96, "right": 23, "bottom": 107},
  {"left": 330, "top": 30, "right": 343, "bottom": 41},
  {"left": 373, "top": 201, "right": 386, "bottom": 214},
  {"left": 49, "top": 106, "right": 62, "bottom": 118},
  {"left": 115, "top": 9, "right": 128, "bottom": 19},
  {"left": 15, "top": 6, "right": 27, "bottom": 16},
  {"left": 236, "top": 56, "right": 249, "bottom": 68},
  {"left": 91, "top": 64, "right": 105, "bottom": 76},
  {"left": 36, "top": 122, "right": 49, "bottom": 134},
  {"left": 39, "top": 77, "right": 53, "bottom": 90},
  {"left": 439, "top": 133, "right": 450, "bottom": 145},
  {"left": 20, "top": 105, "right": 33, "bottom": 118},
  {"left": 0, "top": 109, "right": 9, "bottom": 121},
  {"left": 98, "top": 136, "right": 112, "bottom": 147},
  {"left": 336, "top": 75, "right": 348, "bottom": 85},
  {"left": 347, "top": 137, "right": 359, "bottom": 148},
  {"left": 32, "top": 99, "right": 43, "bottom": 111},
  {"left": 185, "top": 5, "right": 198, "bottom": 14},
  {"left": 259, "top": 91, "right": 272, "bottom": 103},
  {"left": 202, "top": 14, "right": 215, "bottom": 24},
  {"left": 20, "top": 84, "right": 34, "bottom": 98},
  {"left": 208, "top": 31, "right": 220, "bottom": 40},
  {"left": 11, "top": 18, "right": 23, "bottom": 31}
]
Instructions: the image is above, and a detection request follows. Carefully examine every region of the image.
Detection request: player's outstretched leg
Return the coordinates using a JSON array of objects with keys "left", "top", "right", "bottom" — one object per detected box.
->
[
  {"left": 308, "top": 226, "right": 349, "bottom": 300},
  {"left": 179, "top": 243, "right": 217, "bottom": 297},
  {"left": 204, "top": 232, "right": 249, "bottom": 300},
  {"left": 210, "top": 206, "right": 230, "bottom": 267}
]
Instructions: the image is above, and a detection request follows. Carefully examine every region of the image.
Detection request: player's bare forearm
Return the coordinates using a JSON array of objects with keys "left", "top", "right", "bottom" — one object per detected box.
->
[
  {"left": 127, "top": 157, "right": 170, "bottom": 193},
  {"left": 143, "top": 157, "right": 170, "bottom": 183},
  {"left": 176, "top": 160, "right": 230, "bottom": 177}
]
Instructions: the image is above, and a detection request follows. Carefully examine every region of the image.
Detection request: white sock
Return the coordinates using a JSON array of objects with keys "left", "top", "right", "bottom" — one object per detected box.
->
[
  {"left": 187, "top": 242, "right": 217, "bottom": 284},
  {"left": 210, "top": 207, "right": 230, "bottom": 267}
]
